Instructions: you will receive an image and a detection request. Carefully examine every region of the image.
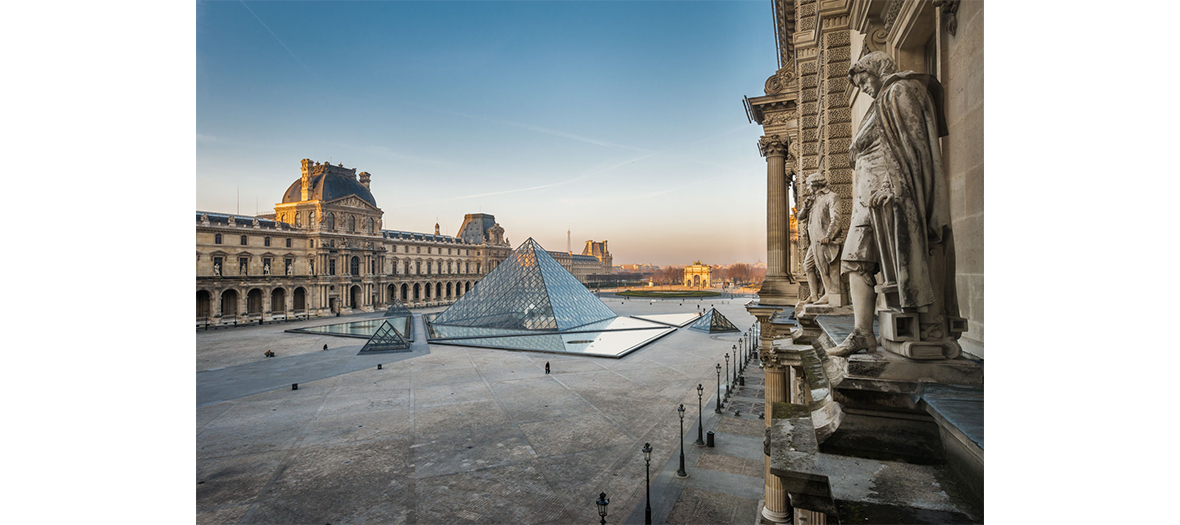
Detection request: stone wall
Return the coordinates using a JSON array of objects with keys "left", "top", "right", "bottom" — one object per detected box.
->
[{"left": 940, "top": 0, "right": 984, "bottom": 358}]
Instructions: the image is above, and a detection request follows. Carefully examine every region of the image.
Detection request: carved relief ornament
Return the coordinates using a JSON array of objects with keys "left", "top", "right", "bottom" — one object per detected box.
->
[
  {"left": 764, "top": 66, "right": 797, "bottom": 95},
  {"left": 758, "top": 135, "right": 791, "bottom": 158}
]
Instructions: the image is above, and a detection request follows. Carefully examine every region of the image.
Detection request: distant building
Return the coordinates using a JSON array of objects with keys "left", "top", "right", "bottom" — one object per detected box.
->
[
  {"left": 683, "top": 261, "right": 712, "bottom": 287},
  {"left": 196, "top": 159, "right": 511, "bottom": 324}
]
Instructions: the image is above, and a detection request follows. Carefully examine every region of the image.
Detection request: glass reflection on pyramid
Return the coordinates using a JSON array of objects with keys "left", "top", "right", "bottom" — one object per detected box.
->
[
  {"left": 426, "top": 238, "right": 674, "bottom": 358},
  {"left": 688, "top": 308, "right": 740, "bottom": 333}
]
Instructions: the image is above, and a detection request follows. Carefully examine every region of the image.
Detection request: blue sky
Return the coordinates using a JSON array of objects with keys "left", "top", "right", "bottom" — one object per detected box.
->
[{"left": 197, "top": 1, "right": 779, "bottom": 266}]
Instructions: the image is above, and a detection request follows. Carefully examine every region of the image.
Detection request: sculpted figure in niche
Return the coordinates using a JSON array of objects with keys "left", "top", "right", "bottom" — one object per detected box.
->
[
  {"left": 263, "top": 263, "right": 271, "bottom": 275},
  {"left": 831, "top": 51, "right": 963, "bottom": 359},
  {"left": 213, "top": 263, "right": 221, "bottom": 277},
  {"left": 798, "top": 172, "right": 842, "bottom": 305}
]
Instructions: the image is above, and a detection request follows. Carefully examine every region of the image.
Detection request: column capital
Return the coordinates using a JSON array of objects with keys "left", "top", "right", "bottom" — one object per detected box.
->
[{"left": 758, "top": 135, "right": 791, "bottom": 158}]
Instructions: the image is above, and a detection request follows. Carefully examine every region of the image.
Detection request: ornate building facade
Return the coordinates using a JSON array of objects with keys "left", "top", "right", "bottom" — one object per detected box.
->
[
  {"left": 195, "top": 159, "right": 512, "bottom": 324},
  {"left": 745, "top": 1, "right": 984, "bottom": 522},
  {"left": 683, "top": 261, "right": 712, "bottom": 287}
]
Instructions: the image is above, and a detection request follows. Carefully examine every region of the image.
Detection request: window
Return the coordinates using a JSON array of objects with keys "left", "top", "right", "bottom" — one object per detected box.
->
[
  {"left": 309, "top": 239, "right": 314, "bottom": 248},
  {"left": 417, "top": 246, "right": 421, "bottom": 253},
  {"left": 295, "top": 212, "right": 302, "bottom": 227},
  {"left": 348, "top": 215, "right": 355, "bottom": 232},
  {"left": 448, "top": 248, "right": 452, "bottom": 254},
  {"left": 416, "top": 261, "right": 421, "bottom": 274},
  {"left": 240, "top": 235, "right": 247, "bottom": 246},
  {"left": 404, "top": 261, "right": 410, "bottom": 274},
  {"left": 264, "top": 237, "right": 271, "bottom": 247},
  {"left": 370, "top": 259, "right": 376, "bottom": 274},
  {"left": 284, "top": 258, "right": 293, "bottom": 276},
  {"left": 214, "top": 234, "right": 222, "bottom": 244},
  {"left": 427, "top": 261, "right": 432, "bottom": 274},
  {"left": 329, "top": 259, "right": 337, "bottom": 276},
  {"left": 286, "top": 238, "right": 292, "bottom": 248},
  {"left": 350, "top": 256, "right": 360, "bottom": 276}
]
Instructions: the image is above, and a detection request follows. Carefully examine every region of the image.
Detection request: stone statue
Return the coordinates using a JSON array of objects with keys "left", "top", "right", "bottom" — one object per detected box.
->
[
  {"left": 263, "top": 263, "right": 271, "bottom": 275},
  {"left": 831, "top": 51, "right": 964, "bottom": 360},
  {"left": 213, "top": 263, "right": 221, "bottom": 277},
  {"left": 798, "top": 173, "right": 842, "bottom": 305}
]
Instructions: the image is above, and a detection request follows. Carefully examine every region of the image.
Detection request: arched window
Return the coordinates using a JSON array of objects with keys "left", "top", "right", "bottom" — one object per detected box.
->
[
  {"left": 324, "top": 213, "right": 334, "bottom": 230},
  {"left": 404, "top": 261, "right": 410, "bottom": 275},
  {"left": 348, "top": 215, "right": 355, "bottom": 232},
  {"left": 309, "top": 211, "right": 315, "bottom": 226},
  {"left": 294, "top": 212, "right": 302, "bottom": 227},
  {"left": 350, "top": 256, "right": 360, "bottom": 276}
]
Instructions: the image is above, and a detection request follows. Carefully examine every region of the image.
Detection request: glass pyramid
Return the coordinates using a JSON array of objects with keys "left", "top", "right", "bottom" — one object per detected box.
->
[
  {"left": 358, "top": 319, "right": 412, "bottom": 354},
  {"left": 689, "top": 308, "right": 740, "bottom": 333},
  {"left": 426, "top": 238, "right": 675, "bottom": 358},
  {"left": 383, "top": 299, "right": 412, "bottom": 318},
  {"left": 431, "top": 238, "right": 616, "bottom": 331}
]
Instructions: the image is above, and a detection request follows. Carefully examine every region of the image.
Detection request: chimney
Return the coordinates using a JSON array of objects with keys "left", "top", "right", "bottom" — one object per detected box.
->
[
  {"left": 358, "top": 171, "right": 371, "bottom": 190},
  {"left": 300, "top": 159, "right": 312, "bottom": 201}
]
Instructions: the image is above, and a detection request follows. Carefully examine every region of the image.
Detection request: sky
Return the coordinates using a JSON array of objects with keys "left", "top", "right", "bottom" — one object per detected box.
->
[{"left": 197, "top": 0, "right": 781, "bottom": 266}]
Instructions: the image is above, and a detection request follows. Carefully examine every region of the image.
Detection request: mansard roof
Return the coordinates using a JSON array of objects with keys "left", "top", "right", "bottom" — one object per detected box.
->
[{"left": 281, "top": 172, "right": 377, "bottom": 208}]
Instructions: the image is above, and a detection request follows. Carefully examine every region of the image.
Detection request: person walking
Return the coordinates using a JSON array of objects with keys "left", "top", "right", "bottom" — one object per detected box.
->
[{"left": 545, "top": 361, "right": 551, "bottom": 374}]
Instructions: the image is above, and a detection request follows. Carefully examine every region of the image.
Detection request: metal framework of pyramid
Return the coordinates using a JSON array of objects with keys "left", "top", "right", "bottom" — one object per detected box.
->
[
  {"left": 358, "top": 319, "right": 412, "bottom": 354},
  {"left": 426, "top": 238, "right": 675, "bottom": 358},
  {"left": 383, "top": 299, "right": 412, "bottom": 318},
  {"left": 431, "top": 238, "right": 616, "bottom": 332},
  {"left": 688, "top": 308, "right": 740, "bottom": 333}
]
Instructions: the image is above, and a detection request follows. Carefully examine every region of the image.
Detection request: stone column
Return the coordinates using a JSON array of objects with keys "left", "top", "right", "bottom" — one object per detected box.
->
[
  {"left": 762, "top": 362, "right": 791, "bottom": 523},
  {"left": 758, "top": 135, "right": 795, "bottom": 306}
]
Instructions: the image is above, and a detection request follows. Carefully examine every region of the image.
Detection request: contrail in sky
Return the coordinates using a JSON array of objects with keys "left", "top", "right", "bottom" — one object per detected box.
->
[{"left": 239, "top": 1, "right": 318, "bottom": 79}]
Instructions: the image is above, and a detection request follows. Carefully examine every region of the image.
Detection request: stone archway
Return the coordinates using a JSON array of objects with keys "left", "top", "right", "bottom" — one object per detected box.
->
[
  {"left": 271, "top": 288, "right": 286, "bottom": 313},
  {"left": 413, "top": 283, "right": 421, "bottom": 301},
  {"left": 350, "top": 285, "right": 361, "bottom": 309},
  {"left": 247, "top": 288, "right": 263, "bottom": 315},
  {"left": 293, "top": 287, "right": 307, "bottom": 312},
  {"left": 197, "top": 290, "right": 211, "bottom": 319},
  {"left": 401, "top": 283, "right": 409, "bottom": 301},
  {"left": 221, "top": 289, "right": 239, "bottom": 317}
]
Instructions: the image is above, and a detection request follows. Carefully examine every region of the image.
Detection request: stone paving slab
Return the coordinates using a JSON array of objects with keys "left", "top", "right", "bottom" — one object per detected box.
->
[
  {"left": 665, "top": 487, "right": 760, "bottom": 525},
  {"left": 196, "top": 298, "right": 765, "bottom": 524}
]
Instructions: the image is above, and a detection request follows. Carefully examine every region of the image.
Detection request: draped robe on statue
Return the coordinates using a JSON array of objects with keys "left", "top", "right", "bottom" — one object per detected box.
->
[{"left": 842, "top": 71, "right": 959, "bottom": 321}]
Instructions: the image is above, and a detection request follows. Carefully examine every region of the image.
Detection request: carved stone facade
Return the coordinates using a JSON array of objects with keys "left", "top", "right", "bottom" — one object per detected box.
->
[
  {"left": 195, "top": 159, "right": 511, "bottom": 324},
  {"left": 746, "top": 1, "right": 984, "bottom": 522},
  {"left": 683, "top": 261, "right": 712, "bottom": 288}
]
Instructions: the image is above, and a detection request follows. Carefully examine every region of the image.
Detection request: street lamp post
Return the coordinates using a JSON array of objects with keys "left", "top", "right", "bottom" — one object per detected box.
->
[
  {"left": 643, "top": 442, "right": 653, "bottom": 525},
  {"left": 724, "top": 353, "right": 730, "bottom": 398},
  {"left": 695, "top": 384, "right": 705, "bottom": 446},
  {"left": 676, "top": 404, "right": 687, "bottom": 477},
  {"left": 715, "top": 364, "right": 723, "bottom": 413},
  {"left": 596, "top": 492, "right": 609, "bottom": 525}
]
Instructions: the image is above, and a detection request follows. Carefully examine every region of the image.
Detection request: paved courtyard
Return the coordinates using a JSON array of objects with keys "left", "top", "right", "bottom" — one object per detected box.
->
[{"left": 197, "top": 295, "right": 767, "bottom": 524}]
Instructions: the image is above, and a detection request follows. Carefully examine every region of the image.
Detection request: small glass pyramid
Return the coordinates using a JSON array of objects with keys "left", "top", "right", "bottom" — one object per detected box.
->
[
  {"left": 358, "top": 319, "right": 412, "bottom": 354},
  {"left": 426, "top": 238, "right": 674, "bottom": 358},
  {"left": 383, "top": 299, "right": 412, "bottom": 318},
  {"left": 688, "top": 308, "right": 740, "bottom": 333}
]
